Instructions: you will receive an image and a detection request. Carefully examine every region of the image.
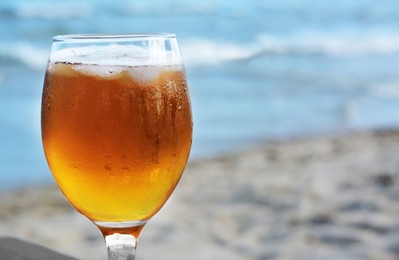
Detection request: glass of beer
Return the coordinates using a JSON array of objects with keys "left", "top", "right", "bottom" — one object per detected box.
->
[{"left": 41, "top": 34, "right": 192, "bottom": 259}]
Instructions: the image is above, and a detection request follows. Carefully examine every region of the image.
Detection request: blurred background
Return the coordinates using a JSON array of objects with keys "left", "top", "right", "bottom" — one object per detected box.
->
[
  {"left": 1, "top": 0, "right": 399, "bottom": 187},
  {"left": 2, "top": 0, "right": 399, "bottom": 259}
]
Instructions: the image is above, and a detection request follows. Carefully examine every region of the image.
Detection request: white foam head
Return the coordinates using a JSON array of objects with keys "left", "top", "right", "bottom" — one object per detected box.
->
[
  {"left": 70, "top": 64, "right": 170, "bottom": 82},
  {"left": 72, "top": 64, "right": 126, "bottom": 79},
  {"left": 50, "top": 44, "right": 182, "bottom": 67}
]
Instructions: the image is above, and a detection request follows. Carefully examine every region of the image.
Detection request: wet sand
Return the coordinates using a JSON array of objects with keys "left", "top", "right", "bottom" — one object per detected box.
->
[{"left": 2, "top": 129, "right": 399, "bottom": 259}]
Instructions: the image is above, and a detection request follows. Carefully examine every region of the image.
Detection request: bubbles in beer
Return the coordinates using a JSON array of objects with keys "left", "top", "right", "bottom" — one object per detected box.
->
[{"left": 73, "top": 64, "right": 125, "bottom": 79}]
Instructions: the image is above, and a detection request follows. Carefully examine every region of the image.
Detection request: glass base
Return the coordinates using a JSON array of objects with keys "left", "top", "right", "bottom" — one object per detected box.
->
[
  {"left": 94, "top": 220, "right": 147, "bottom": 260},
  {"left": 105, "top": 233, "right": 137, "bottom": 260}
]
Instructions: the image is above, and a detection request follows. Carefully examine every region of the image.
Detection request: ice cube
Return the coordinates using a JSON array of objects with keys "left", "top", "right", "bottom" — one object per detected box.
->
[{"left": 128, "top": 66, "right": 162, "bottom": 83}]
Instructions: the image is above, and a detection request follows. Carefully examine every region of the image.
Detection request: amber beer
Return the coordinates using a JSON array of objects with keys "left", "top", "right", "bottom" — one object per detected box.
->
[{"left": 42, "top": 62, "right": 192, "bottom": 222}]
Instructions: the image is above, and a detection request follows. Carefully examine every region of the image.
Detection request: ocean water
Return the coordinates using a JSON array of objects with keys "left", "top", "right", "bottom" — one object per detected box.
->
[{"left": 1, "top": 0, "right": 399, "bottom": 188}]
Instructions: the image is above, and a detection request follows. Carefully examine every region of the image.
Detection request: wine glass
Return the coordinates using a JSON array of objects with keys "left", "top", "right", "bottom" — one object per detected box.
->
[{"left": 41, "top": 34, "right": 192, "bottom": 259}]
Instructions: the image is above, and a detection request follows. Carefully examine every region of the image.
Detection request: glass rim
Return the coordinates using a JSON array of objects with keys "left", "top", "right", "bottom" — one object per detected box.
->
[{"left": 52, "top": 33, "right": 177, "bottom": 42}]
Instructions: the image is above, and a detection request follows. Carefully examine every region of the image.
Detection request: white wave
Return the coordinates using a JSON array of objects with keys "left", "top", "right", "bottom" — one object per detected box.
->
[
  {"left": 345, "top": 97, "right": 399, "bottom": 129},
  {"left": 346, "top": 82, "right": 399, "bottom": 129},
  {"left": 180, "top": 32, "right": 399, "bottom": 67},
  {"left": 180, "top": 39, "right": 261, "bottom": 67},
  {"left": 4, "top": 32, "right": 399, "bottom": 71},
  {"left": 121, "top": 1, "right": 218, "bottom": 16},
  {"left": 264, "top": 33, "right": 399, "bottom": 56},
  {"left": 15, "top": 2, "right": 92, "bottom": 19},
  {"left": 0, "top": 42, "right": 48, "bottom": 71},
  {"left": 368, "top": 82, "right": 399, "bottom": 99}
]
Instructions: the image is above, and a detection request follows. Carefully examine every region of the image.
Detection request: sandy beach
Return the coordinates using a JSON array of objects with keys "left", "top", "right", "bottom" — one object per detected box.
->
[{"left": 2, "top": 129, "right": 399, "bottom": 260}]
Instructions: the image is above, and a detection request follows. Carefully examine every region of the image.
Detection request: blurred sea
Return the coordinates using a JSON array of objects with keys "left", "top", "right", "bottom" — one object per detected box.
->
[{"left": 1, "top": 0, "right": 399, "bottom": 188}]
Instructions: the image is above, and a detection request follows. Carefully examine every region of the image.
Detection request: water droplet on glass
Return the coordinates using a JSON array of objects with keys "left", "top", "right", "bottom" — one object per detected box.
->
[
  {"left": 122, "top": 167, "right": 130, "bottom": 172},
  {"left": 104, "top": 163, "right": 112, "bottom": 171}
]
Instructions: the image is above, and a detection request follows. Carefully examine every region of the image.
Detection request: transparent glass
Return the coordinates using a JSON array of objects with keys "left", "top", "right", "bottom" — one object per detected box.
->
[{"left": 41, "top": 34, "right": 192, "bottom": 259}]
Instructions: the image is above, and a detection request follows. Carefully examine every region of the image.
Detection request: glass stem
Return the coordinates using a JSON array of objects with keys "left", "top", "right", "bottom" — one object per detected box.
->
[{"left": 105, "top": 233, "right": 138, "bottom": 260}]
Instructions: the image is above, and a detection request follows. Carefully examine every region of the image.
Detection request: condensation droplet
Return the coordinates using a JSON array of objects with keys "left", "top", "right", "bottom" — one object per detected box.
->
[
  {"left": 104, "top": 163, "right": 112, "bottom": 171},
  {"left": 150, "top": 168, "right": 160, "bottom": 183},
  {"left": 122, "top": 167, "right": 131, "bottom": 172}
]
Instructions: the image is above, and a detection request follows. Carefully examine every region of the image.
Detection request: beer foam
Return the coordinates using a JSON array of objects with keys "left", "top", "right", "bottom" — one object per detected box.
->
[
  {"left": 51, "top": 44, "right": 182, "bottom": 66},
  {"left": 72, "top": 64, "right": 125, "bottom": 79}
]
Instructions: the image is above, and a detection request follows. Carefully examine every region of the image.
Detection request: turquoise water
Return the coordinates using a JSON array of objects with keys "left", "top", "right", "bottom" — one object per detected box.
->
[{"left": 1, "top": 0, "right": 399, "bottom": 188}]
